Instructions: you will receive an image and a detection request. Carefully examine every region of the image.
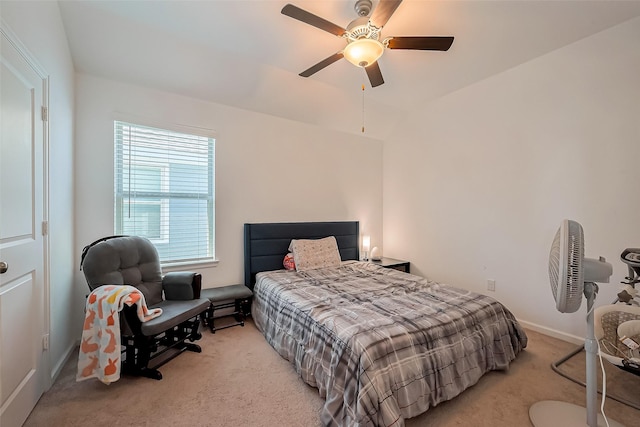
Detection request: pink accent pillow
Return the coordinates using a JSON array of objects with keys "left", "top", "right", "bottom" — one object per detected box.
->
[{"left": 283, "top": 253, "right": 296, "bottom": 271}]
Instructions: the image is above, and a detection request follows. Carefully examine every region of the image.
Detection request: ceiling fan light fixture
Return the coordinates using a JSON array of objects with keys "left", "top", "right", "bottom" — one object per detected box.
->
[
  {"left": 282, "top": 1, "right": 455, "bottom": 87},
  {"left": 343, "top": 38, "right": 384, "bottom": 68}
]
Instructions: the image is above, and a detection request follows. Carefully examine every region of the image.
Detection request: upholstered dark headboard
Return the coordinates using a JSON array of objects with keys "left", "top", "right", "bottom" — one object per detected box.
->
[{"left": 244, "top": 221, "right": 360, "bottom": 289}]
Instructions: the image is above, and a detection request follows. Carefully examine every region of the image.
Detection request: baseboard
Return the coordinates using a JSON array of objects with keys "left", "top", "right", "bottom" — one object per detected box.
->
[
  {"left": 518, "top": 319, "right": 585, "bottom": 346},
  {"left": 50, "top": 341, "right": 78, "bottom": 386}
]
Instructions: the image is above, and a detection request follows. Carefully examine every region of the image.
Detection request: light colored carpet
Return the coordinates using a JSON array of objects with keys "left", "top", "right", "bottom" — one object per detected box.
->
[{"left": 24, "top": 320, "right": 640, "bottom": 426}]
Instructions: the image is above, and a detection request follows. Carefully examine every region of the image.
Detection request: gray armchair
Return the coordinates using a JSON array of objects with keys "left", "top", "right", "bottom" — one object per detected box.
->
[{"left": 80, "top": 235, "right": 210, "bottom": 380}]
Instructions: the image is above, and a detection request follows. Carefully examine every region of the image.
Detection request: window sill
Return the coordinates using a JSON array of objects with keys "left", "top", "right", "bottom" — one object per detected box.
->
[{"left": 162, "top": 259, "right": 219, "bottom": 271}]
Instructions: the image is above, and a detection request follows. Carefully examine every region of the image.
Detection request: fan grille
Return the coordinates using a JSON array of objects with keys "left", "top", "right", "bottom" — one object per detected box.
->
[{"left": 549, "top": 220, "right": 584, "bottom": 313}]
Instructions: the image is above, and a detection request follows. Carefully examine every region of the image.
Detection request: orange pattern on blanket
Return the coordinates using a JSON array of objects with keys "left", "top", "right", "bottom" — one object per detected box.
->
[
  {"left": 83, "top": 309, "right": 95, "bottom": 330},
  {"left": 82, "top": 356, "right": 99, "bottom": 378},
  {"left": 106, "top": 310, "right": 116, "bottom": 326},
  {"left": 104, "top": 329, "right": 117, "bottom": 353},
  {"left": 104, "top": 358, "right": 118, "bottom": 376},
  {"left": 76, "top": 285, "right": 162, "bottom": 384},
  {"left": 81, "top": 337, "right": 98, "bottom": 353}
]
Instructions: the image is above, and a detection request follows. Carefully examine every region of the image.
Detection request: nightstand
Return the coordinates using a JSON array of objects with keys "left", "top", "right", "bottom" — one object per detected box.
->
[{"left": 370, "top": 257, "right": 410, "bottom": 273}]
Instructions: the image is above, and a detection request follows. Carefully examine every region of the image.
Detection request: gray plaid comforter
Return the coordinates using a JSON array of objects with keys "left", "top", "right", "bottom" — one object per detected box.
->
[{"left": 252, "top": 261, "right": 527, "bottom": 426}]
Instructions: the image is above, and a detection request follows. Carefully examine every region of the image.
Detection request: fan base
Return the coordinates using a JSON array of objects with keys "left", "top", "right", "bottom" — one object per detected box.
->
[{"left": 529, "top": 401, "right": 625, "bottom": 427}]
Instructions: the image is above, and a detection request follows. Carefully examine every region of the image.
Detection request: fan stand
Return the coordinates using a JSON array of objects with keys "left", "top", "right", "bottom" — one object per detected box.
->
[
  {"left": 530, "top": 283, "right": 626, "bottom": 427},
  {"left": 549, "top": 276, "right": 640, "bottom": 411}
]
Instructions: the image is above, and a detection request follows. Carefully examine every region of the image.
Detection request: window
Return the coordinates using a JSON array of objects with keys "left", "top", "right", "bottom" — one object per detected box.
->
[{"left": 114, "top": 120, "right": 215, "bottom": 264}]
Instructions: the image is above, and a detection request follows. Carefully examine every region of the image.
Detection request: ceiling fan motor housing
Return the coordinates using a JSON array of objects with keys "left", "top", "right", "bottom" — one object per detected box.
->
[
  {"left": 346, "top": 17, "right": 380, "bottom": 40},
  {"left": 354, "top": 0, "right": 373, "bottom": 17}
]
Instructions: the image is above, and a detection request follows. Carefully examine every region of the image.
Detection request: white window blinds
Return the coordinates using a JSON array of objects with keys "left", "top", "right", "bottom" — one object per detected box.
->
[{"left": 114, "top": 121, "right": 215, "bottom": 264}]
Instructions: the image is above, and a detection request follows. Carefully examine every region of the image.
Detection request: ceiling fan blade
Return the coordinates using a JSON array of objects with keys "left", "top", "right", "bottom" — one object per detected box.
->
[
  {"left": 365, "top": 62, "right": 384, "bottom": 88},
  {"left": 299, "top": 52, "right": 344, "bottom": 77},
  {"left": 281, "top": 4, "right": 346, "bottom": 37},
  {"left": 369, "top": 0, "right": 403, "bottom": 29},
  {"left": 387, "top": 36, "right": 454, "bottom": 51}
]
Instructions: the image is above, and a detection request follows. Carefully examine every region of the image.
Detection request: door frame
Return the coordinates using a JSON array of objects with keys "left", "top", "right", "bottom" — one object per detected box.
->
[{"left": 0, "top": 18, "right": 51, "bottom": 390}]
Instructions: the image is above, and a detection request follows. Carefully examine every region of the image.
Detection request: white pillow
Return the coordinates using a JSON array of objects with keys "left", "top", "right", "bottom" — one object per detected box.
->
[{"left": 289, "top": 236, "right": 341, "bottom": 272}]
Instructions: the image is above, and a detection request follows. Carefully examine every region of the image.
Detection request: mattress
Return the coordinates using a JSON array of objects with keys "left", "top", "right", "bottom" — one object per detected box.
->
[{"left": 252, "top": 261, "right": 527, "bottom": 426}]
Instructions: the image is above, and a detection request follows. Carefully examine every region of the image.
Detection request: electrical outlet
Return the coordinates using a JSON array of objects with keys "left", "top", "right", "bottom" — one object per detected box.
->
[{"left": 487, "top": 279, "right": 496, "bottom": 292}]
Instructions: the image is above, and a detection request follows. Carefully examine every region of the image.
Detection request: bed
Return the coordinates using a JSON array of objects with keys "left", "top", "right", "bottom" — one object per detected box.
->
[{"left": 244, "top": 221, "right": 528, "bottom": 426}]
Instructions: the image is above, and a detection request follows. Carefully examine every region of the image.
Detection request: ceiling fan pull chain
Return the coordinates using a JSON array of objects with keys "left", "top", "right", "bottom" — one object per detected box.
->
[{"left": 361, "top": 83, "right": 365, "bottom": 133}]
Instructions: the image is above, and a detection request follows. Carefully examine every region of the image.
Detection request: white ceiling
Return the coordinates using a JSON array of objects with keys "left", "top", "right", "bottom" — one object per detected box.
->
[{"left": 58, "top": 0, "right": 640, "bottom": 140}]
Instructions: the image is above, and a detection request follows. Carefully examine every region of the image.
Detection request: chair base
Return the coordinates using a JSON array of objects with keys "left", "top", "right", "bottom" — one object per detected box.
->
[{"left": 121, "top": 316, "right": 203, "bottom": 380}]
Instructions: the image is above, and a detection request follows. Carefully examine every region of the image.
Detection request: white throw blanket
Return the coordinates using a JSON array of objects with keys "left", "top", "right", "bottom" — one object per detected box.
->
[{"left": 76, "top": 285, "right": 162, "bottom": 384}]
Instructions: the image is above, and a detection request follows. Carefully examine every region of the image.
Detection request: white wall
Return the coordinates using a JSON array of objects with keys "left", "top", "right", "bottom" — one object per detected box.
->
[
  {"left": 383, "top": 18, "right": 640, "bottom": 341},
  {"left": 74, "top": 74, "right": 383, "bottom": 323},
  {"left": 0, "top": 2, "right": 76, "bottom": 380}
]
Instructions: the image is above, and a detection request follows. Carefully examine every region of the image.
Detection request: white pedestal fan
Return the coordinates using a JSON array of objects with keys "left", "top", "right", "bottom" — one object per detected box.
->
[{"left": 529, "top": 219, "right": 625, "bottom": 427}]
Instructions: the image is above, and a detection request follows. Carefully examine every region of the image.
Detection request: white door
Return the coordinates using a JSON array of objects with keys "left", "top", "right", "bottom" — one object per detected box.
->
[{"left": 0, "top": 26, "right": 48, "bottom": 427}]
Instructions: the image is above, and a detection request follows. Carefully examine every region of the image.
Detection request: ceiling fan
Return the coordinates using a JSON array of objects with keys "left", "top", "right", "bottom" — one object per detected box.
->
[{"left": 281, "top": 0, "right": 454, "bottom": 88}]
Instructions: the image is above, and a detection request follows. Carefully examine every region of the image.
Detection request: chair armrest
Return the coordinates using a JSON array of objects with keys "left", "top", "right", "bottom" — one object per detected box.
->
[{"left": 163, "top": 272, "right": 202, "bottom": 300}]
